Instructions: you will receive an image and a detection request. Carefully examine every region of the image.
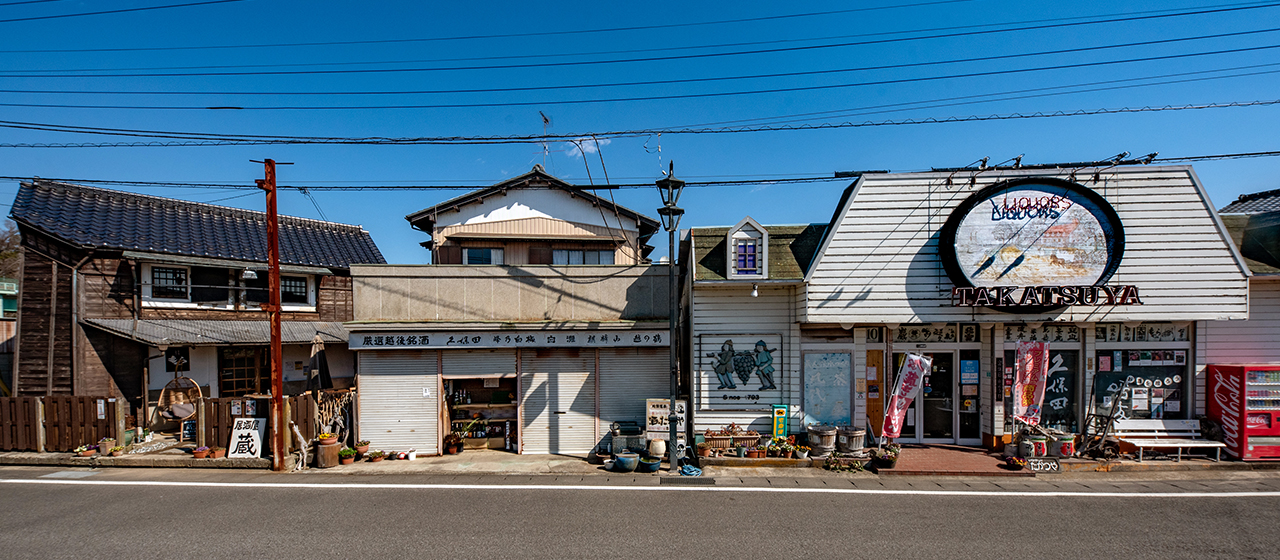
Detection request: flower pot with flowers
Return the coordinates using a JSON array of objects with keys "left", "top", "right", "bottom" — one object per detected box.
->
[
  {"left": 317, "top": 433, "right": 339, "bottom": 446},
  {"left": 193, "top": 446, "right": 211, "bottom": 459},
  {"left": 871, "top": 444, "right": 900, "bottom": 469},
  {"left": 367, "top": 450, "right": 386, "bottom": 462},
  {"left": 748, "top": 444, "right": 768, "bottom": 459},
  {"left": 73, "top": 445, "right": 97, "bottom": 457},
  {"left": 1003, "top": 456, "right": 1027, "bottom": 471},
  {"left": 211, "top": 447, "right": 226, "bottom": 458},
  {"left": 696, "top": 442, "right": 712, "bottom": 457},
  {"left": 98, "top": 437, "right": 116, "bottom": 452},
  {"left": 445, "top": 418, "right": 482, "bottom": 454},
  {"left": 793, "top": 445, "right": 811, "bottom": 460},
  {"left": 338, "top": 447, "right": 357, "bottom": 465},
  {"left": 354, "top": 440, "right": 371, "bottom": 455},
  {"left": 108, "top": 446, "right": 125, "bottom": 457}
]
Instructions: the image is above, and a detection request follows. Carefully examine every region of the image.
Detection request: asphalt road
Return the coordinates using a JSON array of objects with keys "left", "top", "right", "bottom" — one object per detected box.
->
[{"left": 2, "top": 467, "right": 1279, "bottom": 559}]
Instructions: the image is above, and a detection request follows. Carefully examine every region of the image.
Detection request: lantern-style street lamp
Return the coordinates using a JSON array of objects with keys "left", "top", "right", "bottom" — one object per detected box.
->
[{"left": 656, "top": 162, "right": 685, "bottom": 473}]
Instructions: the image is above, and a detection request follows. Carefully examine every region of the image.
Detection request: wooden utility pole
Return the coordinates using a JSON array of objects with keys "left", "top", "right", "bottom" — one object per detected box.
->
[{"left": 255, "top": 159, "right": 286, "bottom": 471}]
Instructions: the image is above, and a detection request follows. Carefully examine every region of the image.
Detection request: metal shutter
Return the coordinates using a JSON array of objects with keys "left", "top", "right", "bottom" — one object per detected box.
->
[
  {"left": 441, "top": 349, "right": 517, "bottom": 378},
  {"left": 598, "top": 348, "right": 670, "bottom": 441},
  {"left": 357, "top": 350, "right": 439, "bottom": 455},
  {"left": 520, "top": 348, "right": 596, "bottom": 455}
]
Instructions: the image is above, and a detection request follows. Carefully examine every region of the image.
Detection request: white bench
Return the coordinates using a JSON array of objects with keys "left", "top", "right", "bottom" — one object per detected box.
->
[{"left": 1113, "top": 419, "right": 1225, "bottom": 462}]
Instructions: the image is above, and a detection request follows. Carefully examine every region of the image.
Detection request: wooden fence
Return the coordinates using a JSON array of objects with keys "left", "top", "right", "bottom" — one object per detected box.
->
[{"left": 0, "top": 397, "right": 38, "bottom": 451}]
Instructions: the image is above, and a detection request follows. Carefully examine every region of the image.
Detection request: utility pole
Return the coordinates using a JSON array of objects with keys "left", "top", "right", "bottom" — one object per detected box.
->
[{"left": 255, "top": 159, "right": 287, "bottom": 472}]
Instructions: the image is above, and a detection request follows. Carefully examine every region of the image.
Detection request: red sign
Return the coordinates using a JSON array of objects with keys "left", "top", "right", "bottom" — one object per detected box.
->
[
  {"left": 883, "top": 354, "right": 930, "bottom": 438},
  {"left": 1013, "top": 342, "right": 1048, "bottom": 425}
]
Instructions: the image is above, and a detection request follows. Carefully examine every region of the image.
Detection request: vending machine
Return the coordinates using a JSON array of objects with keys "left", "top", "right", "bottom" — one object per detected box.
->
[{"left": 1206, "top": 364, "right": 1280, "bottom": 461}]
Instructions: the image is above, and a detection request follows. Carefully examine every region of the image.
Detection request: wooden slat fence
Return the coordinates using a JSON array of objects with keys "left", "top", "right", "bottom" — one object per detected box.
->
[
  {"left": 288, "top": 394, "right": 317, "bottom": 443},
  {"left": 201, "top": 397, "right": 269, "bottom": 453},
  {"left": 0, "top": 397, "right": 38, "bottom": 451},
  {"left": 42, "top": 396, "right": 116, "bottom": 452}
]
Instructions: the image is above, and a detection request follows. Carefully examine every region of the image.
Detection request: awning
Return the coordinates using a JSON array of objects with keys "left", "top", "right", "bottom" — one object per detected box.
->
[
  {"left": 121, "top": 250, "right": 334, "bottom": 276},
  {"left": 83, "top": 318, "right": 348, "bottom": 346}
]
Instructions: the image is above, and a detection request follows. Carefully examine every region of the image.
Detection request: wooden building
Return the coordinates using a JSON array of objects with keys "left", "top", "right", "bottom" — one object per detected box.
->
[
  {"left": 1201, "top": 190, "right": 1280, "bottom": 373},
  {"left": 8, "top": 181, "right": 385, "bottom": 423},
  {"left": 407, "top": 164, "right": 659, "bottom": 265}
]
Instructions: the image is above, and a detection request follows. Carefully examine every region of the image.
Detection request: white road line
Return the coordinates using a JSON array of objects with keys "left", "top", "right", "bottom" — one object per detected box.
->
[{"left": 2, "top": 478, "right": 1279, "bottom": 497}]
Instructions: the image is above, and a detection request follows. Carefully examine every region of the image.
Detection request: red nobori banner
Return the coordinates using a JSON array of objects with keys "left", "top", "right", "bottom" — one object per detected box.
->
[
  {"left": 883, "top": 353, "right": 931, "bottom": 438},
  {"left": 1014, "top": 341, "right": 1049, "bottom": 425}
]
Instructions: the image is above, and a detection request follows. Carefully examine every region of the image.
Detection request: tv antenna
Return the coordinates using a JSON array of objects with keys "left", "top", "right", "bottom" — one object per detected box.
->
[{"left": 539, "top": 112, "right": 552, "bottom": 166}]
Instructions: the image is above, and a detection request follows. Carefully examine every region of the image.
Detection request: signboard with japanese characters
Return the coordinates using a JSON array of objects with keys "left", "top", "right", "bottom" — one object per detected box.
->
[
  {"left": 227, "top": 417, "right": 266, "bottom": 459},
  {"left": 698, "top": 334, "right": 784, "bottom": 410},
  {"left": 350, "top": 331, "right": 669, "bottom": 350},
  {"left": 645, "top": 398, "right": 687, "bottom": 441}
]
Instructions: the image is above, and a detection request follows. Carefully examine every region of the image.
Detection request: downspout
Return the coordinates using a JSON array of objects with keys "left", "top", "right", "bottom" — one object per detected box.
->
[
  {"left": 128, "top": 259, "right": 140, "bottom": 336},
  {"left": 69, "top": 249, "right": 94, "bottom": 396}
]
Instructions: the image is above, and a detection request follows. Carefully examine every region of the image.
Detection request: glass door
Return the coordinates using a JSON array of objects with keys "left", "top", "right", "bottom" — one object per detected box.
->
[
  {"left": 921, "top": 353, "right": 954, "bottom": 442},
  {"left": 890, "top": 352, "right": 919, "bottom": 441}
]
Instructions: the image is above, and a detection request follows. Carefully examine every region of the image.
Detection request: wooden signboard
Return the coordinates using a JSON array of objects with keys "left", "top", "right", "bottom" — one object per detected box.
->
[{"left": 866, "top": 350, "right": 884, "bottom": 436}]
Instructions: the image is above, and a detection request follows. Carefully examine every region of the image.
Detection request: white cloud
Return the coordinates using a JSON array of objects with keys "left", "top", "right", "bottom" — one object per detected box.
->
[{"left": 564, "top": 137, "right": 611, "bottom": 158}]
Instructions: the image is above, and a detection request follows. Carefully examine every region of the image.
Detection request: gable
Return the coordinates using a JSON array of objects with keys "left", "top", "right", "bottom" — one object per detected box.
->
[
  {"left": 431, "top": 188, "right": 641, "bottom": 233},
  {"left": 693, "top": 224, "right": 826, "bottom": 281}
]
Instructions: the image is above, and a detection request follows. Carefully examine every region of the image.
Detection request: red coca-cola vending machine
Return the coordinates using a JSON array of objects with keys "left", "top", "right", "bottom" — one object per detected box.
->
[{"left": 1206, "top": 364, "right": 1280, "bottom": 461}]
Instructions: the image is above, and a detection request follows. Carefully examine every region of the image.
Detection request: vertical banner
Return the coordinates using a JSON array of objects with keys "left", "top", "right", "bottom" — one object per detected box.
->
[
  {"left": 1014, "top": 341, "right": 1049, "bottom": 425},
  {"left": 772, "top": 405, "right": 788, "bottom": 439},
  {"left": 882, "top": 353, "right": 930, "bottom": 438}
]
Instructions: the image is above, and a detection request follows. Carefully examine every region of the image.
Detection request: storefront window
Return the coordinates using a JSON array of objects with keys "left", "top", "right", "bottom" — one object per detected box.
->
[
  {"left": 1004, "top": 349, "right": 1078, "bottom": 433},
  {"left": 1093, "top": 349, "right": 1188, "bottom": 420}
]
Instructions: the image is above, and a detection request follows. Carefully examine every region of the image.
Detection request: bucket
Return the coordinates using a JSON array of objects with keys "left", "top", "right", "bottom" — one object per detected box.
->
[
  {"left": 1054, "top": 434, "right": 1076, "bottom": 457},
  {"left": 1027, "top": 435, "right": 1049, "bottom": 457},
  {"left": 807, "top": 425, "right": 838, "bottom": 449},
  {"left": 836, "top": 427, "right": 866, "bottom": 454}
]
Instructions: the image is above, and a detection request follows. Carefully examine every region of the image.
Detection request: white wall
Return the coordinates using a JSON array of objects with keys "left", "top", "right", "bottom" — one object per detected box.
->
[
  {"left": 434, "top": 189, "right": 640, "bottom": 232},
  {"left": 1198, "top": 276, "right": 1280, "bottom": 414}
]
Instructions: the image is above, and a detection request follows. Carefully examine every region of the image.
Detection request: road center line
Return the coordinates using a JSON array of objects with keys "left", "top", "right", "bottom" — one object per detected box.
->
[{"left": 3, "top": 478, "right": 1279, "bottom": 498}]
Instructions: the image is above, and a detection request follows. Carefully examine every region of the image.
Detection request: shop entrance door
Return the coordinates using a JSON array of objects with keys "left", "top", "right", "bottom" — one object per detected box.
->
[{"left": 892, "top": 352, "right": 972, "bottom": 444}]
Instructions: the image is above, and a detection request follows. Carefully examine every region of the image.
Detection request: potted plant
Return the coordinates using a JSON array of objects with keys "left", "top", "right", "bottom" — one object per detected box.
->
[
  {"left": 734, "top": 445, "right": 747, "bottom": 458},
  {"left": 794, "top": 445, "right": 811, "bottom": 460},
  {"left": 696, "top": 442, "right": 712, "bottom": 457},
  {"left": 193, "top": 446, "right": 211, "bottom": 459},
  {"left": 73, "top": 445, "right": 97, "bottom": 457},
  {"left": 317, "top": 433, "right": 339, "bottom": 446},
  {"left": 211, "top": 447, "right": 226, "bottom": 459},
  {"left": 445, "top": 418, "right": 481, "bottom": 454},
  {"left": 338, "top": 447, "right": 357, "bottom": 465},
  {"left": 98, "top": 437, "right": 116, "bottom": 452},
  {"left": 354, "top": 440, "right": 371, "bottom": 455},
  {"left": 108, "top": 446, "right": 125, "bottom": 457},
  {"left": 367, "top": 450, "right": 386, "bottom": 462},
  {"left": 871, "top": 443, "right": 900, "bottom": 469},
  {"left": 1003, "top": 456, "right": 1028, "bottom": 471}
]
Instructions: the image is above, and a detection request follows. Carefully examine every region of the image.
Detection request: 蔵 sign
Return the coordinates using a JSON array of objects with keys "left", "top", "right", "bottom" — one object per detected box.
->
[{"left": 227, "top": 418, "right": 266, "bottom": 459}]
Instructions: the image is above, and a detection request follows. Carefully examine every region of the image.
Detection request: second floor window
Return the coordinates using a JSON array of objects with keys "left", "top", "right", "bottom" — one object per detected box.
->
[
  {"left": 151, "top": 266, "right": 189, "bottom": 299},
  {"left": 281, "top": 276, "right": 309, "bottom": 304},
  {"left": 464, "top": 248, "right": 503, "bottom": 265},
  {"left": 735, "top": 240, "right": 760, "bottom": 275},
  {"left": 553, "top": 249, "right": 615, "bottom": 265}
]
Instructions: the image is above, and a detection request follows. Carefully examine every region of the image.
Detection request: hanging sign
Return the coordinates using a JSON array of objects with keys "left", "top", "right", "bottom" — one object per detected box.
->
[
  {"left": 772, "top": 405, "right": 788, "bottom": 439},
  {"left": 1014, "top": 341, "right": 1049, "bottom": 425},
  {"left": 227, "top": 417, "right": 266, "bottom": 459},
  {"left": 883, "top": 353, "right": 930, "bottom": 438}
]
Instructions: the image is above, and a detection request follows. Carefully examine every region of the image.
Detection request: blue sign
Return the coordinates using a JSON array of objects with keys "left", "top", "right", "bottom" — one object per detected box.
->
[{"left": 960, "top": 360, "right": 980, "bottom": 384}]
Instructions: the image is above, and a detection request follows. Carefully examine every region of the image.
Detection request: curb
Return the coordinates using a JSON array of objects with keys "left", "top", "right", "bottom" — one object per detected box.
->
[{"left": 0, "top": 452, "right": 271, "bottom": 469}]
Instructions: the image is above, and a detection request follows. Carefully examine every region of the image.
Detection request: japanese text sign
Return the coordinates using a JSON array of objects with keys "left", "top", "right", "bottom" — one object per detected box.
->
[
  {"left": 883, "top": 353, "right": 930, "bottom": 438},
  {"left": 228, "top": 418, "right": 266, "bottom": 459},
  {"left": 1014, "top": 341, "right": 1049, "bottom": 425}
]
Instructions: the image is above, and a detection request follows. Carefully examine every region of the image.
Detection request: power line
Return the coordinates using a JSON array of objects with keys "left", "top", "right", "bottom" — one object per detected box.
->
[
  {"left": 0, "top": 1, "right": 71, "bottom": 7},
  {"left": 0, "top": 0, "right": 244, "bottom": 24},
  {"left": 2, "top": 99, "right": 1278, "bottom": 148},
  {"left": 4, "top": 27, "right": 1276, "bottom": 98},
  {"left": 5, "top": 3, "right": 1278, "bottom": 79},
  {"left": 0, "top": 0, "right": 984, "bottom": 53},
  {"left": 0, "top": 2, "right": 1265, "bottom": 72}
]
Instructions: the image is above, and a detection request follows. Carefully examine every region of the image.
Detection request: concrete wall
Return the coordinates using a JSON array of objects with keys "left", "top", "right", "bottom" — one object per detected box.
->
[{"left": 350, "top": 264, "right": 671, "bottom": 323}]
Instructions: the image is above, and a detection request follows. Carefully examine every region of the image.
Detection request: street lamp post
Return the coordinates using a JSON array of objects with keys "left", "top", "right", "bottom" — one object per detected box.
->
[{"left": 656, "top": 162, "right": 685, "bottom": 473}]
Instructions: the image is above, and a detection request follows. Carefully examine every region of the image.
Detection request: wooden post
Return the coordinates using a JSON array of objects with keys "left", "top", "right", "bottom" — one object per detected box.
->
[
  {"left": 196, "top": 396, "right": 207, "bottom": 448},
  {"left": 255, "top": 159, "right": 288, "bottom": 471},
  {"left": 35, "top": 397, "right": 45, "bottom": 453},
  {"left": 113, "top": 397, "right": 125, "bottom": 444},
  {"left": 283, "top": 397, "right": 292, "bottom": 453}
]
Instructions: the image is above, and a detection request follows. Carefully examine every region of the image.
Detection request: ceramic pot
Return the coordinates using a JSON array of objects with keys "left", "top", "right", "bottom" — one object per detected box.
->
[
  {"left": 340, "top": 456, "right": 355, "bottom": 465},
  {"left": 370, "top": 456, "right": 384, "bottom": 462},
  {"left": 697, "top": 447, "right": 711, "bottom": 457},
  {"left": 613, "top": 451, "right": 639, "bottom": 473},
  {"left": 735, "top": 447, "right": 747, "bottom": 458},
  {"left": 212, "top": 448, "right": 226, "bottom": 459},
  {"left": 794, "top": 450, "right": 809, "bottom": 460},
  {"left": 355, "top": 445, "right": 370, "bottom": 455},
  {"left": 193, "top": 450, "right": 209, "bottom": 459},
  {"left": 110, "top": 451, "right": 123, "bottom": 457},
  {"left": 637, "top": 458, "right": 662, "bottom": 473},
  {"left": 77, "top": 450, "right": 96, "bottom": 457},
  {"left": 319, "top": 437, "right": 339, "bottom": 446}
]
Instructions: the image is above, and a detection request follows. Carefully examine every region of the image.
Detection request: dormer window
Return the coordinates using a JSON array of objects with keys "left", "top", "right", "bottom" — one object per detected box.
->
[{"left": 726, "top": 217, "right": 768, "bottom": 279}]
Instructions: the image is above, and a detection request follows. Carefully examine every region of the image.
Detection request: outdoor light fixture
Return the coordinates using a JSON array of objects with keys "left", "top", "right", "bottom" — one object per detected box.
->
[
  {"left": 752, "top": 284, "right": 759, "bottom": 298},
  {"left": 656, "top": 161, "right": 686, "bottom": 473},
  {"left": 241, "top": 269, "right": 258, "bottom": 280}
]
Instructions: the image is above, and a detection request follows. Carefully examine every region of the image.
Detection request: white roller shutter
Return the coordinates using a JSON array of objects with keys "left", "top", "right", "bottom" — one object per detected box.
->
[
  {"left": 598, "top": 348, "right": 670, "bottom": 441},
  {"left": 520, "top": 348, "right": 596, "bottom": 455},
  {"left": 442, "top": 349, "right": 517, "bottom": 378},
  {"left": 358, "top": 350, "right": 439, "bottom": 455}
]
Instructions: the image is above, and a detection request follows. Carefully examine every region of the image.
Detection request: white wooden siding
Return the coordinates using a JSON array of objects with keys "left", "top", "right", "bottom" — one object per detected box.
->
[
  {"left": 689, "top": 284, "right": 800, "bottom": 434},
  {"left": 805, "top": 167, "right": 1249, "bottom": 324},
  {"left": 1199, "top": 277, "right": 1280, "bottom": 413}
]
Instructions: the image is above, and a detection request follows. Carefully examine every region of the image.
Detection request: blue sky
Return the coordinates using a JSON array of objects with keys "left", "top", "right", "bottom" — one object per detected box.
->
[{"left": 0, "top": 0, "right": 1277, "bottom": 263}]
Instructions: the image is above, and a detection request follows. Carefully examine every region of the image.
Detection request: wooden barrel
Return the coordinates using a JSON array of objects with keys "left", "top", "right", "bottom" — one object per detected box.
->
[{"left": 315, "top": 442, "right": 342, "bottom": 468}]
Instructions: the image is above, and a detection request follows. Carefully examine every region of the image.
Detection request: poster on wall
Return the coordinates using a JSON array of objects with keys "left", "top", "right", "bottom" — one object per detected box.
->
[
  {"left": 645, "top": 399, "right": 687, "bottom": 440},
  {"left": 699, "top": 334, "right": 784, "bottom": 410},
  {"left": 1013, "top": 341, "right": 1049, "bottom": 425},
  {"left": 803, "top": 353, "right": 851, "bottom": 426}
]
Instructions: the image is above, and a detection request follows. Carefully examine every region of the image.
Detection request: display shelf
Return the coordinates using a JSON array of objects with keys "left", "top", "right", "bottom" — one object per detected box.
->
[
  {"left": 1247, "top": 382, "right": 1280, "bottom": 386},
  {"left": 454, "top": 403, "right": 517, "bottom": 409},
  {"left": 451, "top": 418, "right": 516, "bottom": 423}
]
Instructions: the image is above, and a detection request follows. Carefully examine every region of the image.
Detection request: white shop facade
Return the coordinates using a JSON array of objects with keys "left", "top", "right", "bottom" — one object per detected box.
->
[{"left": 802, "top": 166, "right": 1250, "bottom": 448}]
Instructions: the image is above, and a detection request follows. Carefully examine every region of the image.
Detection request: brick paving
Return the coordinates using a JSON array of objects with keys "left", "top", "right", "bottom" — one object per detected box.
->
[{"left": 883, "top": 444, "right": 1032, "bottom": 477}]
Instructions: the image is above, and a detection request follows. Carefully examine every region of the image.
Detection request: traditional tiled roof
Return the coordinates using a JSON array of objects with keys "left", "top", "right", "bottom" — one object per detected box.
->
[
  {"left": 10, "top": 180, "right": 385, "bottom": 269},
  {"left": 1221, "top": 213, "right": 1280, "bottom": 275},
  {"left": 1220, "top": 188, "right": 1280, "bottom": 214},
  {"left": 691, "top": 224, "right": 828, "bottom": 281}
]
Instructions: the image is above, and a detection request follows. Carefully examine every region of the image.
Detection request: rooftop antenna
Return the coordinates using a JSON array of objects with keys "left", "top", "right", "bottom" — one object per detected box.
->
[{"left": 539, "top": 112, "right": 552, "bottom": 166}]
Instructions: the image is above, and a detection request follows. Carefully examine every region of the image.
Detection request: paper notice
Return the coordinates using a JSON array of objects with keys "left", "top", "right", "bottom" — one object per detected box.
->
[{"left": 867, "top": 366, "right": 878, "bottom": 381}]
